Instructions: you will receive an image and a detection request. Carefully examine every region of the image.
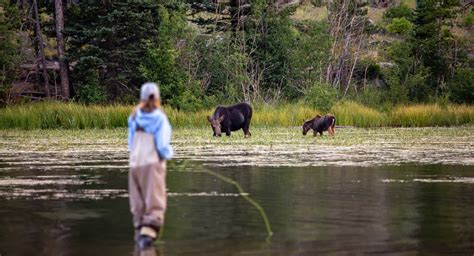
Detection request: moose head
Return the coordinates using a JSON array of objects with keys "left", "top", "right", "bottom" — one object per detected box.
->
[
  {"left": 302, "top": 115, "right": 321, "bottom": 135},
  {"left": 207, "top": 115, "right": 225, "bottom": 137}
]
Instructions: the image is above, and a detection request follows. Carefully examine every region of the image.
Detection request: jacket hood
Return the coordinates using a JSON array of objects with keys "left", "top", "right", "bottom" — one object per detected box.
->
[{"left": 134, "top": 108, "right": 165, "bottom": 132}]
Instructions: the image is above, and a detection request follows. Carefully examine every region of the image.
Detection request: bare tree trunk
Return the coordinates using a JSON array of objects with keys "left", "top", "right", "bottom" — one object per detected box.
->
[
  {"left": 32, "top": 0, "right": 50, "bottom": 98},
  {"left": 326, "top": 0, "right": 368, "bottom": 93},
  {"left": 54, "top": 0, "right": 70, "bottom": 99}
]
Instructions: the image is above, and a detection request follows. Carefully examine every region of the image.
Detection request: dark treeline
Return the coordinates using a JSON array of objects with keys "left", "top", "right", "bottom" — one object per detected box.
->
[{"left": 0, "top": 0, "right": 473, "bottom": 110}]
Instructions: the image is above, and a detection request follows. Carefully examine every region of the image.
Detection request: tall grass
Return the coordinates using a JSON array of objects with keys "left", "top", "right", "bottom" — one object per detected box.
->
[
  {"left": 0, "top": 101, "right": 472, "bottom": 129},
  {"left": 391, "top": 104, "right": 474, "bottom": 127},
  {"left": 0, "top": 102, "right": 130, "bottom": 129},
  {"left": 332, "top": 101, "right": 389, "bottom": 127}
]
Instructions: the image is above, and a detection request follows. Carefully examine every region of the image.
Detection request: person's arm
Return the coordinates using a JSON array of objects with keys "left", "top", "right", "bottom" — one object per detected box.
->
[
  {"left": 154, "top": 115, "right": 173, "bottom": 160},
  {"left": 128, "top": 115, "right": 135, "bottom": 151}
]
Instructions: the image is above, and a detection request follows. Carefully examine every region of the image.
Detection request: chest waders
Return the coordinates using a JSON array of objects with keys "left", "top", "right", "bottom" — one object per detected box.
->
[{"left": 129, "top": 128, "right": 166, "bottom": 240}]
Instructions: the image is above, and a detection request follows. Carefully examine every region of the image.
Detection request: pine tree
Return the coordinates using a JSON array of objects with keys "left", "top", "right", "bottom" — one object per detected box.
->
[{"left": 414, "top": 0, "right": 460, "bottom": 94}]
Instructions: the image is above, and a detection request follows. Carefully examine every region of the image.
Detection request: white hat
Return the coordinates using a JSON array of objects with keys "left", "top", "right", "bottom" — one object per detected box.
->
[{"left": 140, "top": 82, "right": 160, "bottom": 101}]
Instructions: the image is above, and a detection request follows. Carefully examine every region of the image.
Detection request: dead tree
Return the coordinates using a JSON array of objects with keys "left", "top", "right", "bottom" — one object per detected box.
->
[
  {"left": 325, "top": 0, "right": 368, "bottom": 95},
  {"left": 32, "top": 0, "right": 50, "bottom": 97},
  {"left": 54, "top": 0, "right": 70, "bottom": 99}
]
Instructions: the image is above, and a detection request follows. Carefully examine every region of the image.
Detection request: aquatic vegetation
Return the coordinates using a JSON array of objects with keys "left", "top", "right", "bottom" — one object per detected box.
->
[
  {"left": 1, "top": 127, "right": 472, "bottom": 168},
  {"left": 0, "top": 102, "right": 473, "bottom": 129}
]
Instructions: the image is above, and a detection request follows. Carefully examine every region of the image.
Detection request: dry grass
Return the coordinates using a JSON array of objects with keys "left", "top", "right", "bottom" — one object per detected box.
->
[{"left": 291, "top": 5, "right": 328, "bottom": 21}]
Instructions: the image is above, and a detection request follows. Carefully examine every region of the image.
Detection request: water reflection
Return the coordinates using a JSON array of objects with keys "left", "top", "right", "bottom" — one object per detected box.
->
[
  {"left": 134, "top": 246, "right": 159, "bottom": 256},
  {"left": 1, "top": 163, "right": 474, "bottom": 255}
]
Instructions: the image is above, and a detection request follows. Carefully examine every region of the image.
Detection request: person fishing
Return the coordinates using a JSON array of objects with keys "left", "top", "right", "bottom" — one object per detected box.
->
[{"left": 128, "top": 82, "right": 173, "bottom": 249}]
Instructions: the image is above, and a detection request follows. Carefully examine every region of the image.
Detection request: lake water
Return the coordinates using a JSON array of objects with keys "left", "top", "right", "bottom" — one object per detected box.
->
[{"left": 1, "top": 128, "right": 473, "bottom": 255}]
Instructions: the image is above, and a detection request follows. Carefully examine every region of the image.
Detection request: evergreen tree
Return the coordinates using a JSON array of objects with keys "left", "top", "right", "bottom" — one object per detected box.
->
[
  {"left": 66, "top": 1, "right": 188, "bottom": 103},
  {"left": 0, "top": 0, "right": 22, "bottom": 104},
  {"left": 413, "top": 0, "right": 460, "bottom": 96}
]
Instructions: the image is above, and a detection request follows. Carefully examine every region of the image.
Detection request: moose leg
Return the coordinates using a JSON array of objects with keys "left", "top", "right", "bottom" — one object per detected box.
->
[
  {"left": 226, "top": 129, "right": 231, "bottom": 137},
  {"left": 313, "top": 131, "right": 318, "bottom": 137},
  {"left": 319, "top": 131, "right": 323, "bottom": 136},
  {"left": 243, "top": 120, "right": 251, "bottom": 138}
]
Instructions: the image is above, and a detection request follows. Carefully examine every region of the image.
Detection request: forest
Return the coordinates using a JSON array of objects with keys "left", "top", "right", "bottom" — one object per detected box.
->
[{"left": 0, "top": 0, "right": 473, "bottom": 112}]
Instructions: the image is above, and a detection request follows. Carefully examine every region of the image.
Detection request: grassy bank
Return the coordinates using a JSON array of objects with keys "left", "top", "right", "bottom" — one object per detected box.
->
[{"left": 0, "top": 101, "right": 472, "bottom": 129}]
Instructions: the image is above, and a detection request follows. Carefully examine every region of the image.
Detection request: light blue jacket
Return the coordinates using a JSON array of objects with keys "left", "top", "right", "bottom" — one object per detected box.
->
[{"left": 128, "top": 108, "right": 173, "bottom": 160}]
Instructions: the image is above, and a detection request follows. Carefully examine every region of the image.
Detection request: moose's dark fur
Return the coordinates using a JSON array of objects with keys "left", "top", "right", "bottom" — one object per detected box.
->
[
  {"left": 207, "top": 103, "right": 253, "bottom": 137},
  {"left": 302, "top": 114, "right": 336, "bottom": 136}
]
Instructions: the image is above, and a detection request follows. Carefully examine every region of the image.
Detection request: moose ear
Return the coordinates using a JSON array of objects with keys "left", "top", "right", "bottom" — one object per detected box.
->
[
  {"left": 315, "top": 114, "right": 321, "bottom": 118},
  {"left": 218, "top": 115, "right": 225, "bottom": 122},
  {"left": 207, "top": 116, "right": 213, "bottom": 122}
]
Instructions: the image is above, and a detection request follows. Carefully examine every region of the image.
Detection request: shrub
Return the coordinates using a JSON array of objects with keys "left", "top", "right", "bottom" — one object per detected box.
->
[
  {"left": 448, "top": 68, "right": 474, "bottom": 104},
  {"left": 76, "top": 69, "right": 106, "bottom": 104},
  {"left": 304, "top": 82, "right": 338, "bottom": 112},
  {"left": 384, "top": 4, "right": 415, "bottom": 22},
  {"left": 387, "top": 17, "right": 414, "bottom": 35},
  {"left": 463, "top": 9, "right": 474, "bottom": 27}
]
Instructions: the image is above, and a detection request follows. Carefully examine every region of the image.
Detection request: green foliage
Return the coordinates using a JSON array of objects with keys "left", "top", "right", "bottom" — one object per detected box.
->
[
  {"left": 73, "top": 56, "right": 105, "bottom": 104},
  {"left": 383, "top": 0, "right": 472, "bottom": 104},
  {"left": 256, "top": 13, "right": 302, "bottom": 97},
  {"left": 0, "top": 1, "right": 22, "bottom": 103},
  {"left": 246, "top": 7, "right": 331, "bottom": 100},
  {"left": 404, "top": 68, "right": 431, "bottom": 102},
  {"left": 382, "top": 68, "right": 409, "bottom": 104},
  {"left": 66, "top": 1, "right": 189, "bottom": 103},
  {"left": 304, "top": 82, "right": 338, "bottom": 112},
  {"left": 353, "top": 87, "right": 386, "bottom": 109},
  {"left": 138, "top": 5, "right": 201, "bottom": 110},
  {"left": 464, "top": 9, "right": 474, "bottom": 27},
  {"left": 188, "top": 9, "right": 331, "bottom": 104},
  {"left": 384, "top": 4, "right": 415, "bottom": 22},
  {"left": 414, "top": 0, "right": 460, "bottom": 91},
  {"left": 448, "top": 68, "right": 474, "bottom": 104},
  {"left": 387, "top": 17, "right": 414, "bottom": 35},
  {"left": 286, "top": 21, "right": 331, "bottom": 98},
  {"left": 386, "top": 41, "right": 413, "bottom": 79},
  {"left": 76, "top": 70, "right": 105, "bottom": 104},
  {"left": 0, "top": 0, "right": 472, "bottom": 108}
]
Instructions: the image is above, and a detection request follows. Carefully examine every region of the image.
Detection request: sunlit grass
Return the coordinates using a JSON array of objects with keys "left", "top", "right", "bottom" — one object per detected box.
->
[
  {"left": 0, "top": 102, "right": 130, "bottom": 129},
  {"left": 391, "top": 104, "right": 474, "bottom": 127},
  {"left": 291, "top": 5, "right": 328, "bottom": 21},
  {"left": 0, "top": 101, "right": 472, "bottom": 129},
  {"left": 331, "top": 101, "right": 389, "bottom": 127}
]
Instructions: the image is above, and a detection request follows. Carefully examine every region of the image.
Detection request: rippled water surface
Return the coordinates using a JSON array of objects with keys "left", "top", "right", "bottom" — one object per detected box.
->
[{"left": 0, "top": 127, "right": 473, "bottom": 255}]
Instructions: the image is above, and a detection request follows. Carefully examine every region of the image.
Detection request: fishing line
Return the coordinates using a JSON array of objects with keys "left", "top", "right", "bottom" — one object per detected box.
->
[
  {"left": 199, "top": 168, "right": 273, "bottom": 239},
  {"left": 157, "top": 162, "right": 273, "bottom": 242}
]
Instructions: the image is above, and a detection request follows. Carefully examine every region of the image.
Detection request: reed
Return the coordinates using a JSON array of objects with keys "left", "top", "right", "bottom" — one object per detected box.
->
[
  {"left": 0, "top": 102, "right": 130, "bottom": 129},
  {"left": 390, "top": 104, "right": 474, "bottom": 127},
  {"left": 331, "top": 101, "right": 389, "bottom": 127},
  {"left": 0, "top": 101, "right": 472, "bottom": 129}
]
